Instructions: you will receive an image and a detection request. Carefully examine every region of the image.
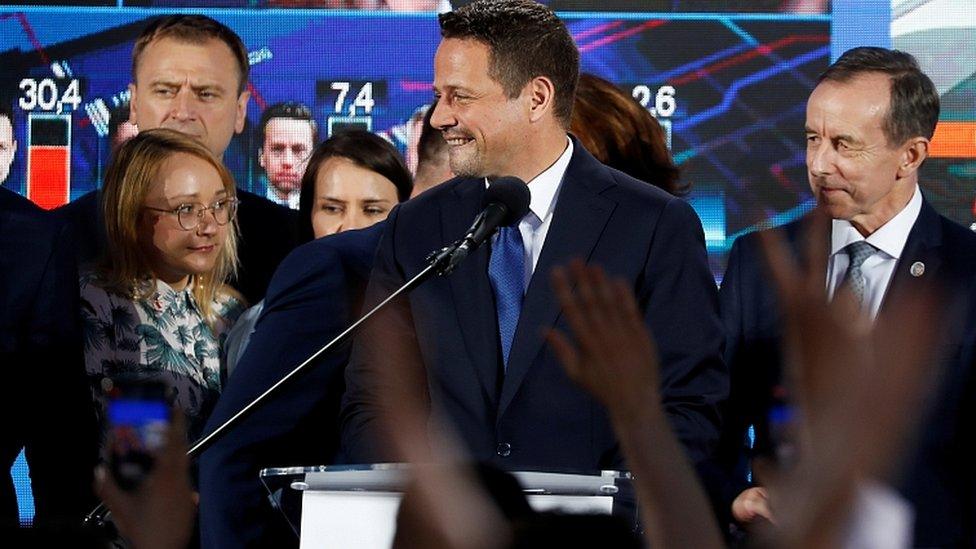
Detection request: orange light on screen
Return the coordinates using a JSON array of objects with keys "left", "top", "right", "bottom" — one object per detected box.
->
[{"left": 929, "top": 121, "right": 976, "bottom": 158}]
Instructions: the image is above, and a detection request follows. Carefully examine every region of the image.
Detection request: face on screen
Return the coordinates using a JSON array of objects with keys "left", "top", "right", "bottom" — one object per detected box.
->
[
  {"left": 311, "top": 156, "right": 398, "bottom": 238},
  {"left": 431, "top": 38, "right": 531, "bottom": 179},
  {"left": 805, "top": 73, "right": 919, "bottom": 235},
  {"left": 259, "top": 117, "right": 314, "bottom": 196},
  {"left": 138, "top": 153, "right": 229, "bottom": 290},
  {"left": 129, "top": 37, "right": 249, "bottom": 159},
  {"left": 0, "top": 115, "right": 16, "bottom": 184}
]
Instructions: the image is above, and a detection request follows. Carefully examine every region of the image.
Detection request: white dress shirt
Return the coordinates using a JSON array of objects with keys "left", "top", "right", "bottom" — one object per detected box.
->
[
  {"left": 826, "top": 185, "right": 922, "bottom": 319},
  {"left": 825, "top": 185, "right": 921, "bottom": 548},
  {"left": 488, "top": 136, "right": 573, "bottom": 290},
  {"left": 266, "top": 184, "right": 300, "bottom": 210}
]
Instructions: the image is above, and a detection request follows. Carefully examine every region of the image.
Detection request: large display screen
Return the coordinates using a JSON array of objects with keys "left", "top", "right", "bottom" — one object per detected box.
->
[{"left": 0, "top": 6, "right": 830, "bottom": 277}]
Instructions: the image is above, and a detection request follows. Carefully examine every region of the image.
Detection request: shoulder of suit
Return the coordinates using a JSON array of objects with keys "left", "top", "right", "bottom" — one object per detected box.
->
[
  {"left": 936, "top": 213, "right": 976, "bottom": 248},
  {"left": 594, "top": 163, "right": 680, "bottom": 208},
  {"left": 0, "top": 187, "right": 67, "bottom": 238},
  {"left": 272, "top": 227, "right": 379, "bottom": 286},
  {"left": 237, "top": 188, "right": 296, "bottom": 217},
  {"left": 933, "top": 214, "right": 976, "bottom": 278},
  {"left": 264, "top": 230, "right": 377, "bottom": 306},
  {"left": 726, "top": 216, "right": 807, "bottom": 263},
  {"left": 394, "top": 176, "right": 472, "bottom": 216},
  {"left": 0, "top": 186, "right": 42, "bottom": 214}
]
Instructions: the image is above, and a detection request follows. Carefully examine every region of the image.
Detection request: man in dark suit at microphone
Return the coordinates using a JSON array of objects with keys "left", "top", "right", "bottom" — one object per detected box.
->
[{"left": 341, "top": 0, "right": 727, "bottom": 472}]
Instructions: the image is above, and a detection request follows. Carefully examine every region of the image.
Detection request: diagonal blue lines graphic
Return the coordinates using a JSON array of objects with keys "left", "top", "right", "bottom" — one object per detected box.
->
[{"left": 675, "top": 45, "right": 829, "bottom": 132}]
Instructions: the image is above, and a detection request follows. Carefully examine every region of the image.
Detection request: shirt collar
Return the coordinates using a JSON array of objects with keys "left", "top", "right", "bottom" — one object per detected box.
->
[
  {"left": 151, "top": 278, "right": 198, "bottom": 313},
  {"left": 484, "top": 136, "right": 572, "bottom": 223},
  {"left": 265, "top": 183, "right": 297, "bottom": 209},
  {"left": 830, "top": 184, "right": 922, "bottom": 260}
]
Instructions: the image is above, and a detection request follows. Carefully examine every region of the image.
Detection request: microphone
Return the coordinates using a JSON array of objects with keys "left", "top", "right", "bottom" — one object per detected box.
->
[{"left": 432, "top": 176, "right": 531, "bottom": 275}]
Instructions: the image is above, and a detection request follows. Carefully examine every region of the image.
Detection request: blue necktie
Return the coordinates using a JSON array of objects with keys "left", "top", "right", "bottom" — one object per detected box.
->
[{"left": 489, "top": 224, "right": 525, "bottom": 371}]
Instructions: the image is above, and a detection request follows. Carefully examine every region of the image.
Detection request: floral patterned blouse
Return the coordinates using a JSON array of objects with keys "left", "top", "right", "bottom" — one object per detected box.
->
[{"left": 80, "top": 274, "right": 245, "bottom": 445}]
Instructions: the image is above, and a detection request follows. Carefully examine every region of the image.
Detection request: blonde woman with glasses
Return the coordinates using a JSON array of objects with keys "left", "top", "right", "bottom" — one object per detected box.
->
[{"left": 80, "top": 128, "right": 245, "bottom": 444}]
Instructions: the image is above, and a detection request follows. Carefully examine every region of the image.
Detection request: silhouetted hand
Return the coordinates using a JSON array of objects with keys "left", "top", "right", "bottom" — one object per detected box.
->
[
  {"left": 755, "top": 210, "right": 940, "bottom": 548},
  {"left": 95, "top": 412, "right": 194, "bottom": 549},
  {"left": 548, "top": 259, "right": 723, "bottom": 549},
  {"left": 367, "top": 311, "right": 510, "bottom": 549},
  {"left": 547, "top": 260, "right": 662, "bottom": 424}
]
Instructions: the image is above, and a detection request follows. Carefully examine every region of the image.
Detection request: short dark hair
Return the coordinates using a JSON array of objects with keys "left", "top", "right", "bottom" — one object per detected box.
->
[
  {"left": 417, "top": 101, "right": 447, "bottom": 168},
  {"left": 572, "top": 74, "right": 685, "bottom": 196},
  {"left": 818, "top": 47, "right": 939, "bottom": 145},
  {"left": 259, "top": 102, "right": 318, "bottom": 146},
  {"left": 297, "top": 130, "right": 413, "bottom": 243},
  {"left": 0, "top": 102, "right": 14, "bottom": 127},
  {"left": 439, "top": 0, "right": 579, "bottom": 127},
  {"left": 133, "top": 15, "right": 250, "bottom": 95}
]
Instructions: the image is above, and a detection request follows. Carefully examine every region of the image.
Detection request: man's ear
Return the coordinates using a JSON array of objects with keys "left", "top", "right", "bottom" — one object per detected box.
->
[
  {"left": 897, "top": 137, "right": 929, "bottom": 179},
  {"left": 527, "top": 76, "right": 556, "bottom": 124},
  {"left": 127, "top": 83, "right": 139, "bottom": 125},
  {"left": 235, "top": 89, "right": 250, "bottom": 134}
]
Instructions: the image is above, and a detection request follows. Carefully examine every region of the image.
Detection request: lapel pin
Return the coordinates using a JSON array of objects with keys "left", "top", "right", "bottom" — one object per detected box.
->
[{"left": 910, "top": 261, "right": 925, "bottom": 278}]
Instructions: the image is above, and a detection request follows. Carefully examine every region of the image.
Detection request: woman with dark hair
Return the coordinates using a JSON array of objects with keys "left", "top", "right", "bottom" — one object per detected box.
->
[
  {"left": 298, "top": 129, "right": 413, "bottom": 242},
  {"left": 571, "top": 73, "right": 686, "bottom": 196},
  {"left": 224, "top": 130, "right": 411, "bottom": 372}
]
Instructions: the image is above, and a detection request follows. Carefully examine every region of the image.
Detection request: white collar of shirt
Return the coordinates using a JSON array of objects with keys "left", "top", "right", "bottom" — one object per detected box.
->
[
  {"left": 487, "top": 136, "right": 573, "bottom": 287},
  {"left": 150, "top": 278, "right": 197, "bottom": 313},
  {"left": 826, "top": 184, "right": 922, "bottom": 318},
  {"left": 486, "top": 136, "right": 572, "bottom": 224},
  {"left": 524, "top": 136, "right": 572, "bottom": 224},
  {"left": 830, "top": 184, "right": 921, "bottom": 260},
  {"left": 266, "top": 184, "right": 300, "bottom": 210}
]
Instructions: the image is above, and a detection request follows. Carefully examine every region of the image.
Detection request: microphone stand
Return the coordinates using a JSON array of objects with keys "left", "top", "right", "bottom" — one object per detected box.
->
[{"left": 85, "top": 242, "right": 463, "bottom": 528}]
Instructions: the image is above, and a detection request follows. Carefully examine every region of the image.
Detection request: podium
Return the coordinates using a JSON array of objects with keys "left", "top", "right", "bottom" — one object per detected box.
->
[{"left": 259, "top": 464, "right": 633, "bottom": 548}]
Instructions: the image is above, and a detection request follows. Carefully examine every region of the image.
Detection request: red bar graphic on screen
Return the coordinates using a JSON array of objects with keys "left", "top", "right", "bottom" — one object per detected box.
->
[
  {"left": 28, "top": 147, "right": 69, "bottom": 209},
  {"left": 26, "top": 114, "right": 71, "bottom": 210}
]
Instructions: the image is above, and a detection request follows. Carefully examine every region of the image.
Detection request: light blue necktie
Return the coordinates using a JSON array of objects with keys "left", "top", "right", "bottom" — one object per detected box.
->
[
  {"left": 844, "top": 240, "right": 877, "bottom": 306},
  {"left": 489, "top": 224, "right": 525, "bottom": 371}
]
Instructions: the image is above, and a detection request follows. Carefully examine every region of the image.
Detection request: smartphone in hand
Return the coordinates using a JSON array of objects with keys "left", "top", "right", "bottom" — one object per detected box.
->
[{"left": 104, "top": 380, "right": 171, "bottom": 491}]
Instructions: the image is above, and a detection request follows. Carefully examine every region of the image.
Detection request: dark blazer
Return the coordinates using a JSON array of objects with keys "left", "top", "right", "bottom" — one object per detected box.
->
[
  {"left": 198, "top": 223, "right": 383, "bottom": 549},
  {"left": 55, "top": 188, "right": 298, "bottom": 305},
  {"left": 715, "top": 197, "right": 976, "bottom": 546},
  {"left": 341, "top": 139, "right": 727, "bottom": 471},
  {"left": 0, "top": 188, "right": 98, "bottom": 528}
]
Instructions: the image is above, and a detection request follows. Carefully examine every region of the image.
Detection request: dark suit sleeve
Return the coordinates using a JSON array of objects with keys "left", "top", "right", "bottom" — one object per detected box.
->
[
  {"left": 199, "top": 242, "right": 361, "bottom": 549},
  {"left": 697, "top": 235, "right": 753, "bottom": 528},
  {"left": 641, "top": 197, "right": 727, "bottom": 465},
  {"left": 339, "top": 206, "right": 426, "bottom": 464},
  {"left": 23, "top": 218, "right": 99, "bottom": 525}
]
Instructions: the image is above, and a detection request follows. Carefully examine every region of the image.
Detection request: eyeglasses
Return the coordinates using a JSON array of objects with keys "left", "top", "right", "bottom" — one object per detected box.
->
[{"left": 144, "top": 197, "right": 240, "bottom": 231}]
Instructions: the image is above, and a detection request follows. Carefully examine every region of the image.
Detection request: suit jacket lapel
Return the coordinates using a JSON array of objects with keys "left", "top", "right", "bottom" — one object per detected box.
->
[
  {"left": 497, "top": 147, "right": 616, "bottom": 419},
  {"left": 442, "top": 179, "right": 502, "bottom": 405},
  {"left": 879, "top": 197, "right": 943, "bottom": 316}
]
